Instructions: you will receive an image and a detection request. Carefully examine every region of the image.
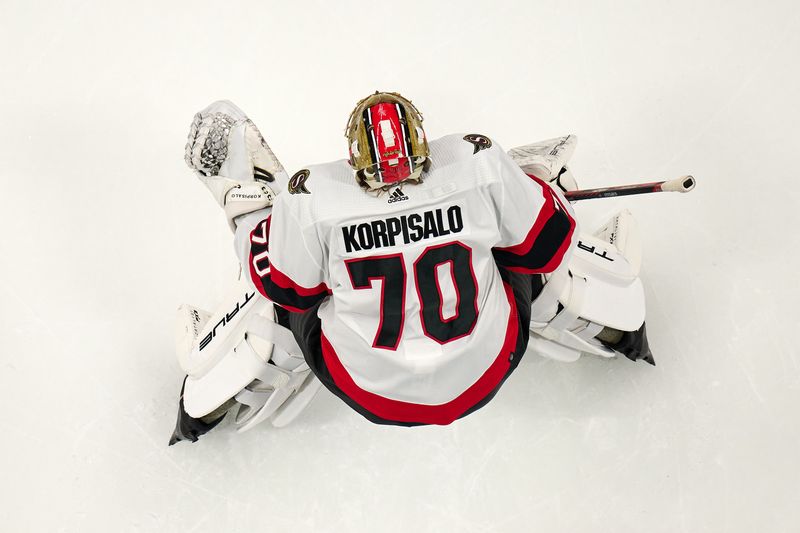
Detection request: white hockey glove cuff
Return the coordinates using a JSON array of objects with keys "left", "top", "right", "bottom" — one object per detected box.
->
[
  {"left": 224, "top": 182, "right": 276, "bottom": 226},
  {"left": 184, "top": 100, "right": 290, "bottom": 230}
]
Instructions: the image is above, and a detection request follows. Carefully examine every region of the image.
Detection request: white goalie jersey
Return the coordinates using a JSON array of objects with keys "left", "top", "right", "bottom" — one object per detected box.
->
[{"left": 233, "top": 133, "right": 577, "bottom": 425}]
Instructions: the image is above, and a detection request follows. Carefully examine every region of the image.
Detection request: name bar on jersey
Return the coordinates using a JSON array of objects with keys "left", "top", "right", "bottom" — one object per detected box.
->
[{"left": 342, "top": 205, "right": 464, "bottom": 253}]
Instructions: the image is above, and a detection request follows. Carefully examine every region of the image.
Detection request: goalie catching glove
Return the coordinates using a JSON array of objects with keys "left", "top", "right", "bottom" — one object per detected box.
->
[{"left": 184, "top": 100, "right": 290, "bottom": 230}]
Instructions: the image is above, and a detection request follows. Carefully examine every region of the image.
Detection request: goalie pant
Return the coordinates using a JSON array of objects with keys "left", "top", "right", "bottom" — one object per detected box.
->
[{"left": 275, "top": 268, "right": 539, "bottom": 427}]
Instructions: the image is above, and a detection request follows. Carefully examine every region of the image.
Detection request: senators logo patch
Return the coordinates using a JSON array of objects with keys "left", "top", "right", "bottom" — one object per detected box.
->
[
  {"left": 288, "top": 169, "right": 311, "bottom": 194},
  {"left": 463, "top": 134, "right": 492, "bottom": 154}
]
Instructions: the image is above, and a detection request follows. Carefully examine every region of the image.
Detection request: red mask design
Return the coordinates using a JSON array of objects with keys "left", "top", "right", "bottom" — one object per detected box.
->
[{"left": 364, "top": 102, "right": 415, "bottom": 184}]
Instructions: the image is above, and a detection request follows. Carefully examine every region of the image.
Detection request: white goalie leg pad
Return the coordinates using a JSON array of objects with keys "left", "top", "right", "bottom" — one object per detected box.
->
[
  {"left": 529, "top": 265, "right": 618, "bottom": 362},
  {"left": 176, "top": 277, "right": 267, "bottom": 378},
  {"left": 176, "top": 284, "right": 274, "bottom": 418},
  {"left": 528, "top": 210, "right": 646, "bottom": 362},
  {"left": 174, "top": 278, "right": 321, "bottom": 427},
  {"left": 175, "top": 304, "right": 213, "bottom": 366},
  {"left": 592, "top": 209, "right": 642, "bottom": 274},
  {"left": 231, "top": 316, "right": 322, "bottom": 432}
]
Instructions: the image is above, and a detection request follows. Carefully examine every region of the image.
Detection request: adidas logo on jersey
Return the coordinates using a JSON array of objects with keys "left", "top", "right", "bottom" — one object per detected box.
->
[{"left": 388, "top": 188, "right": 409, "bottom": 203}]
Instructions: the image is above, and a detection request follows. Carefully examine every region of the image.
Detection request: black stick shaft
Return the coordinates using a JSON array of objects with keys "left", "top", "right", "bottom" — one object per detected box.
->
[{"left": 563, "top": 176, "right": 695, "bottom": 202}]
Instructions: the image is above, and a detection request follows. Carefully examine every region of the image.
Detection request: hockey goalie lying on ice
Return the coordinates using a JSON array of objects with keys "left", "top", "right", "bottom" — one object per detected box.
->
[{"left": 169, "top": 92, "right": 695, "bottom": 445}]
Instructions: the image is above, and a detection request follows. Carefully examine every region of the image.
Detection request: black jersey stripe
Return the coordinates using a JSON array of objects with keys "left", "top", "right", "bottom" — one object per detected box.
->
[
  {"left": 492, "top": 207, "right": 574, "bottom": 272},
  {"left": 262, "top": 277, "right": 328, "bottom": 312}
]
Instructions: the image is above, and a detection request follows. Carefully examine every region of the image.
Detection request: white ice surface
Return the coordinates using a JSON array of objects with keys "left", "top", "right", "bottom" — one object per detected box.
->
[{"left": 1, "top": 1, "right": 799, "bottom": 531}]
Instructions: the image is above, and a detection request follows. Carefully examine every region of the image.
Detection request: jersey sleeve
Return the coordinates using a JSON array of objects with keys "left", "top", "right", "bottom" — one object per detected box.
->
[
  {"left": 491, "top": 148, "right": 577, "bottom": 274},
  {"left": 233, "top": 200, "right": 330, "bottom": 313}
]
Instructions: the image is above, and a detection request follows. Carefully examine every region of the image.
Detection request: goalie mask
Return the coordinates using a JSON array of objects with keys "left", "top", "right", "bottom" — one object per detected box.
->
[{"left": 345, "top": 91, "right": 430, "bottom": 190}]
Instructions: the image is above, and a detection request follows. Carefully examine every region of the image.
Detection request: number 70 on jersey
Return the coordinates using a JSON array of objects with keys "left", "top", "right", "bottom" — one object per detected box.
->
[{"left": 344, "top": 241, "right": 479, "bottom": 350}]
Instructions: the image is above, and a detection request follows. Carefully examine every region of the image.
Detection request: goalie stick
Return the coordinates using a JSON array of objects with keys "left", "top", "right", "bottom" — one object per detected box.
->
[{"left": 563, "top": 176, "right": 696, "bottom": 202}]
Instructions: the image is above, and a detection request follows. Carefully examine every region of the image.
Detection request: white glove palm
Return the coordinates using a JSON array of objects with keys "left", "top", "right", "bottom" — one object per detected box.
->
[{"left": 184, "top": 100, "right": 289, "bottom": 229}]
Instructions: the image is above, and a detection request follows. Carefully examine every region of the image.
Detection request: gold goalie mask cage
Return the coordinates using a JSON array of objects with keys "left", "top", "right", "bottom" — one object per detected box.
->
[{"left": 345, "top": 92, "right": 430, "bottom": 190}]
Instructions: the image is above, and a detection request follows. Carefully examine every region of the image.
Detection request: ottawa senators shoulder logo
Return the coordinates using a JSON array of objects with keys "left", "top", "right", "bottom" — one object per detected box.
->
[
  {"left": 464, "top": 133, "right": 492, "bottom": 155},
  {"left": 463, "top": 134, "right": 492, "bottom": 154},
  {"left": 288, "top": 169, "right": 311, "bottom": 194}
]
